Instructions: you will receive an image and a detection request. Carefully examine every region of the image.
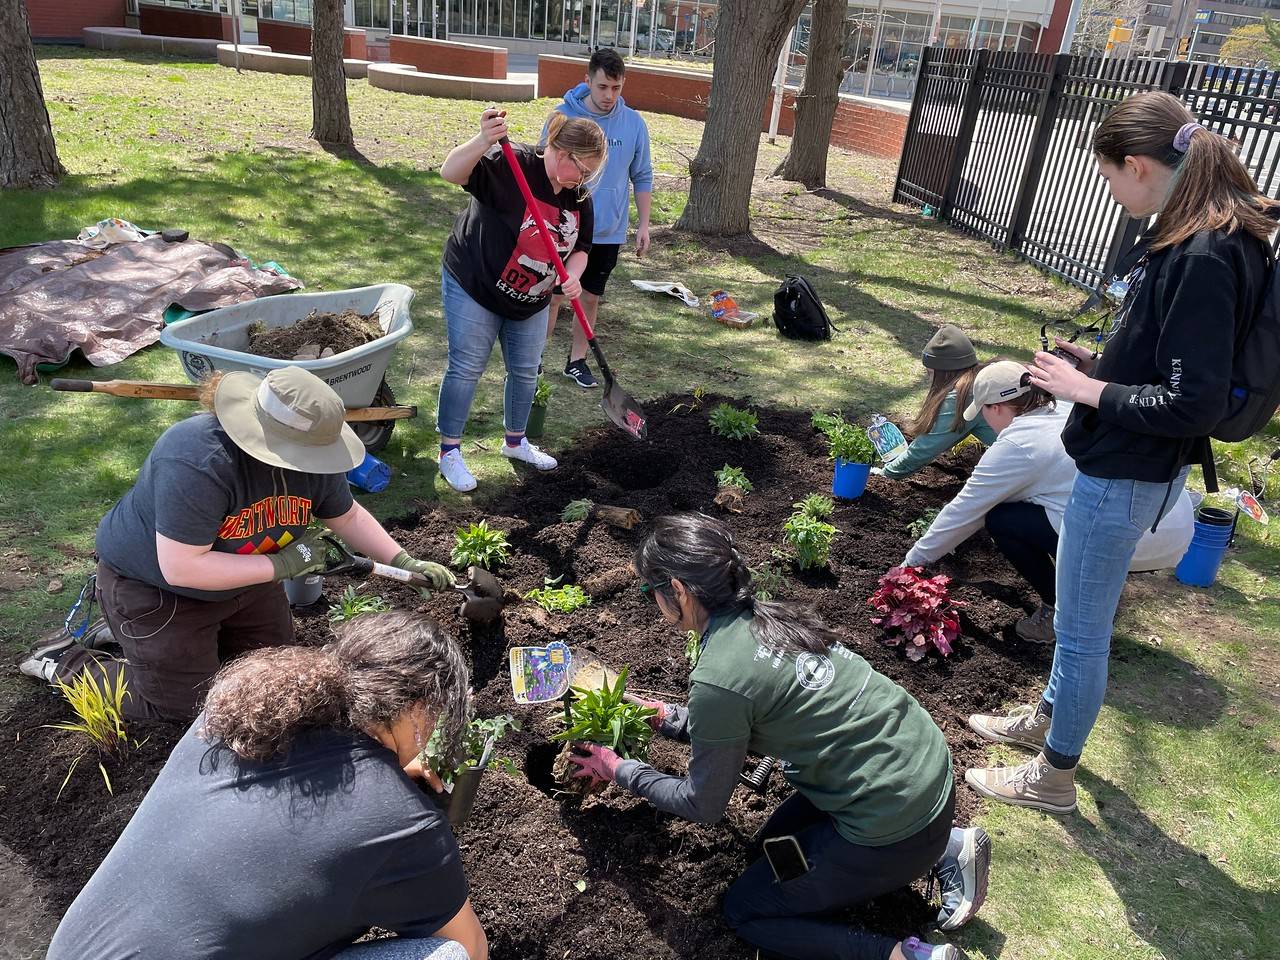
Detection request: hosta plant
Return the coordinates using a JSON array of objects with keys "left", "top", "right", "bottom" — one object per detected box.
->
[
  {"left": 327, "top": 585, "right": 390, "bottom": 623},
  {"left": 715, "top": 464, "right": 753, "bottom": 493},
  {"left": 782, "top": 511, "right": 837, "bottom": 569},
  {"left": 525, "top": 578, "right": 592, "bottom": 613},
  {"left": 561, "top": 498, "right": 594, "bottom": 522},
  {"left": 451, "top": 520, "right": 511, "bottom": 570},
  {"left": 708, "top": 403, "right": 760, "bottom": 440},
  {"left": 868, "top": 566, "right": 963, "bottom": 662},
  {"left": 794, "top": 493, "right": 834, "bottom": 520}
]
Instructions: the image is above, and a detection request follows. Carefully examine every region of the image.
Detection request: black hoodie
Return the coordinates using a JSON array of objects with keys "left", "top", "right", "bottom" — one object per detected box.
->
[{"left": 1063, "top": 225, "right": 1271, "bottom": 484}]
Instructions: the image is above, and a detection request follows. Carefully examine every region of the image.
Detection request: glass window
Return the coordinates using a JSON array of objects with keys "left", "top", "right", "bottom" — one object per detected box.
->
[
  {"left": 531, "top": 0, "right": 545, "bottom": 39},
  {"left": 515, "top": 0, "right": 530, "bottom": 37},
  {"left": 501, "top": 0, "right": 514, "bottom": 36}
]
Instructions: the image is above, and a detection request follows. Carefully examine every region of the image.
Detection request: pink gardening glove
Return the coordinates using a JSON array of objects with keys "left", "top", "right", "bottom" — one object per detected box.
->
[
  {"left": 567, "top": 742, "right": 622, "bottom": 787},
  {"left": 624, "top": 693, "right": 666, "bottom": 730}
]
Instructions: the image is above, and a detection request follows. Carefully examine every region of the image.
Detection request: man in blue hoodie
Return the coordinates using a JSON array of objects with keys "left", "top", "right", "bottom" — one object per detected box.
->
[{"left": 546, "top": 48, "right": 654, "bottom": 389}]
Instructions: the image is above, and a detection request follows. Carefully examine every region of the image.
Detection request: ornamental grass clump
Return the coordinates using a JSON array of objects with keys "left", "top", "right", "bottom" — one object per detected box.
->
[
  {"left": 451, "top": 520, "right": 511, "bottom": 570},
  {"left": 708, "top": 403, "right": 760, "bottom": 440},
  {"left": 868, "top": 566, "right": 963, "bottom": 662},
  {"left": 46, "top": 670, "right": 134, "bottom": 799}
]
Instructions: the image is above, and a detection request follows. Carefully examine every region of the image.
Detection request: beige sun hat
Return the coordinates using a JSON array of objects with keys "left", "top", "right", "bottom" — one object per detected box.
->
[
  {"left": 963, "top": 360, "right": 1034, "bottom": 421},
  {"left": 214, "top": 367, "right": 365, "bottom": 474}
]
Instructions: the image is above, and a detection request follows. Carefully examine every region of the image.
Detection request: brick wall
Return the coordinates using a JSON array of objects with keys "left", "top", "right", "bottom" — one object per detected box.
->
[
  {"left": 26, "top": 0, "right": 125, "bottom": 41},
  {"left": 138, "top": 4, "right": 232, "bottom": 41},
  {"left": 256, "top": 19, "right": 367, "bottom": 59},
  {"left": 538, "top": 55, "right": 908, "bottom": 161},
  {"left": 387, "top": 35, "right": 507, "bottom": 79}
]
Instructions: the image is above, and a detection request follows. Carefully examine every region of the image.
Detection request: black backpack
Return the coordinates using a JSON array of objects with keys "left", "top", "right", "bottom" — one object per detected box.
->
[
  {"left": 773, "top": 275, "right": 836, "bottom": 341},
  {"left": 1211, "top": 248, "right": 1280, "bottom": 442}
]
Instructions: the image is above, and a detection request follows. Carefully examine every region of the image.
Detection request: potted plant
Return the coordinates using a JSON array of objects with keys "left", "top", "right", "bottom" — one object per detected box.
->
[
  {"left": 551, "top": 665, "right": 655, "bottom": 795},
  {"left": 527, "top": 376, "right": 552, "bottom": 439},
  {"left": 827, "top": 420, "right": 875, "bottom": 500},
  {"left": 424, "top": 713, "right": 520, "bottom": 827}
]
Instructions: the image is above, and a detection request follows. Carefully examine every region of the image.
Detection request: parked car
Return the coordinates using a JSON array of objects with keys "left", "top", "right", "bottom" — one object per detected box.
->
[{"left": 635, "top": 28, "right": 675, "bottom": 52}]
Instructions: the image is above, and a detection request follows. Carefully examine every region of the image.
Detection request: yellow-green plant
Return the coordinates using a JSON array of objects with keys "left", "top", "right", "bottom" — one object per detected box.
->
[
  {"left": 907, "top": 508, "right": 941, "bottom": 540},
  {"left": 451, "top": 520, "right": 511, "bottom": 570},
  {"left": 45, "top": 670, "right": 132, "bottom": 799},
  {"left": 684, "top": 630, "right": 702, "bottom": 668},
  {"left": 525, "top": 579, "right": 592, "bottom": 613},
  {"left": 327, "top": 585, "right": 391, "bottom": 622},
  {"left": 561, "top": 498, "right": 594, "bottom": 522}
]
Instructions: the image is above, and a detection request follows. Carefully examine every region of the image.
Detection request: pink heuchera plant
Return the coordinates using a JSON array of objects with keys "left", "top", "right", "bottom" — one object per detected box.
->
[{"left": 868, "top": 566, "right": 963, "bottom": 661}]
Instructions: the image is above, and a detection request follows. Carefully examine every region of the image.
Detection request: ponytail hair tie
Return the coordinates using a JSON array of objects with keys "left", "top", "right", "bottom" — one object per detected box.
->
[{"left": 1173, "top": 122, "right": 1202, "bottom": 154}]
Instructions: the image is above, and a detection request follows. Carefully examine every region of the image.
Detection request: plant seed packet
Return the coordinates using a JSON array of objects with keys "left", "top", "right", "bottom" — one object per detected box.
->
[
  {"left": 867, "top": 414, "right": 907, "bottom": 462},
  {"left": 509, "top": 641, "right": 572, "bottom": 704}
]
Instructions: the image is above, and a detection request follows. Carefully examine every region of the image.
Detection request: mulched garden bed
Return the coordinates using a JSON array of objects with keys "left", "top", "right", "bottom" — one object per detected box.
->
[{"left": 0, "top": 394, "right": 1049, "bottom": 958}]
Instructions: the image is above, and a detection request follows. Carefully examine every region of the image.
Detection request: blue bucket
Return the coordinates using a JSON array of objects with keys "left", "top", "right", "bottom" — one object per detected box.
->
[
  {"left": 832, "top": 459, "right": 871, "bottom": 500},
  {"left": 1175, "top": 520, "right": 1231, "bottom": 587},
  {"left": 348, "top": 452, "right": 391, "bottom": 493}
]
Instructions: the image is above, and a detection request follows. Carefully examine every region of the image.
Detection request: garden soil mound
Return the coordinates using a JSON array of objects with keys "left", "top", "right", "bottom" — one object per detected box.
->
[
  {"left": 0, "top": 395, "right": 1050, "bottom": 958},
  {"left": 246, "top": 308, "right": 382, "bottom": 359}
]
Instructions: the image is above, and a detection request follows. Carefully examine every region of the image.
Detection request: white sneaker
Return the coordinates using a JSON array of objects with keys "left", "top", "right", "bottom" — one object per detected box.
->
[
  {"left": 18, "top": 654, "right": 60, "bottom": 682},
  {"left": 439, "top": 448, "right": 477, "bottom": 492},
  {"left": 501, "top": 437, "right": 557, "bottom": 471}
]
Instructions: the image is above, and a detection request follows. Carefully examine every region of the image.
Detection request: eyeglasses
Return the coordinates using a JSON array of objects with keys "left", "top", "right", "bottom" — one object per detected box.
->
[
  {"left": 640, "top": 579, "right": 671, "bottom": 601},
  {"left": 565, "top": 152, "right": 593, "bottom": 182}
]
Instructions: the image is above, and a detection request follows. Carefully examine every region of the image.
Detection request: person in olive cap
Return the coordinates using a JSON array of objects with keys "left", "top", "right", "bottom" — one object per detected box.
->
[
  {"left": 20, "top": 367, "right": 454, "bottom": 722},
  {"left": 875, "top": 324, "right": 996, "bottom": 479}
]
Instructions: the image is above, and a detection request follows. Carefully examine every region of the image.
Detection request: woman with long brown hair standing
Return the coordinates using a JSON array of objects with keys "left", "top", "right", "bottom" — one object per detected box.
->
[
  {"left": 967, "top": 91, "right": 1276, "bottom": 814},
  {"left": 47, "top": 612, "right": 487, "bottom": 960}
]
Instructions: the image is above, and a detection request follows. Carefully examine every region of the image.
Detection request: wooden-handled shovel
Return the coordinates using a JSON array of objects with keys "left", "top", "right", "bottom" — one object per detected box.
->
[{"left": 50, "top": 378, "right": 417, "bottom": 423}]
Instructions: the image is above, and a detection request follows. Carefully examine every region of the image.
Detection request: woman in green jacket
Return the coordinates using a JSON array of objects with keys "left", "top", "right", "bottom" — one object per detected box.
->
[{"left": 878, "top": 325, "right": 996, "bottom": 479}]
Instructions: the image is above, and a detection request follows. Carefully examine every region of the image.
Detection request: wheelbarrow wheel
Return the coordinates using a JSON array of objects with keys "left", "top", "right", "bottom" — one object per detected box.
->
[{"left": 350, "top": 379, "right": 396, "bottom": 455}]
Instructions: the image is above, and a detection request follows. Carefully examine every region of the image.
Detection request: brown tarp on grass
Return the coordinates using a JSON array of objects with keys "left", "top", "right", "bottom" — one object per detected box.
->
[{"left": 0, "top": 235, "right": 303, "bottom": 384}]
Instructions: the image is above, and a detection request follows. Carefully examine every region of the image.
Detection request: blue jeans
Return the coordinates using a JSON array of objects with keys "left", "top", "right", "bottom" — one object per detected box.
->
[
  {"left": 333, "top": 936, "right": 467, "bottom": 959},
  {"left": 1043, "top": 468, "right": 1189, "bottom": 758},
  {"left": 438, "top": 267, "right": 548, "bottom": 439}
]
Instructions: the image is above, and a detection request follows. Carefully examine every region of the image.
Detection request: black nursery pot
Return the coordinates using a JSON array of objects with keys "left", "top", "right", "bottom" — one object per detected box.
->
[
  {"left": 526, "top": 402, "right": 548, "bottom": 439},
  {"left": 446, "top": 767, "right": 485, "bottom": 827}
]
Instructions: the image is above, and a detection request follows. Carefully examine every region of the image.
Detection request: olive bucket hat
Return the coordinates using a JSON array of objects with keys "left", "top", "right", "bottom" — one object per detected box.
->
[{"left": 214, "top": 367, "right": 365, "bottom": 474}]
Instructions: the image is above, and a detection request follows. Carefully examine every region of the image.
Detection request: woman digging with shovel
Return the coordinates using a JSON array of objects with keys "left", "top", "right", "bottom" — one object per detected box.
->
[
  {"left": 568, "top": 514, "right": 990, "bottom": 960},
  {"left": 435, "top": 107, "right": 606, "bottom": 492},
  {"left": 19, "top": 367, "right": 456, "bottom": 722}
]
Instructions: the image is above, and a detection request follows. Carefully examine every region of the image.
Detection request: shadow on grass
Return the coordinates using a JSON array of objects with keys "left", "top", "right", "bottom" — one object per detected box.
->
[{"left": 1107, "top": 630, "right": 1228, "bottom": 731}]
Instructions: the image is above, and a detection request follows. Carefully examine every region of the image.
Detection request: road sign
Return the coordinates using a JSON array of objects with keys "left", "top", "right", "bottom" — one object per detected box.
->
[{"left": 1194, "top": 10, "right": 1212, "bottom": 23}]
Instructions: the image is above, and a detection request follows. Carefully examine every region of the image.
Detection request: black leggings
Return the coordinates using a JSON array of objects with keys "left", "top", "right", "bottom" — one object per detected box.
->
[
  {"left": 985, "top": 500, "right": 1060, "bottom": 605},
  {"left": 722, "top": 787, "right": 955, "bottom": 960}
]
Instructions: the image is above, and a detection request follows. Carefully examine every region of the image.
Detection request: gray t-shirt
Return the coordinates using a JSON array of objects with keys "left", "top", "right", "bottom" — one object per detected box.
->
[
  {"left": 95, "top": 414, "right": 354, "bottom": 601},
  {"left": 47, "top": 718, "right": 468, "bottom": 960}
]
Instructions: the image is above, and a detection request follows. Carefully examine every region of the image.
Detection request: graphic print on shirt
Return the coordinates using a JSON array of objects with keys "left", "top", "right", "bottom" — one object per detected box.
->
[
  {"left": 215, "top": 495, "right": 314, "bottom": 555},
  {"left": 497, "top": 201, "right": 580, "bottom": 304}
]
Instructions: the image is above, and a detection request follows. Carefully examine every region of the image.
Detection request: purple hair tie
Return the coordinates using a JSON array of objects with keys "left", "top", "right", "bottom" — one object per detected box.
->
[{"left": 1173, "top": 122, "right": 1202, "bottom": 153}]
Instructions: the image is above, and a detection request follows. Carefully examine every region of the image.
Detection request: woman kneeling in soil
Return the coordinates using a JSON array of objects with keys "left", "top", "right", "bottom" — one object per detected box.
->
[
  {"left": 434, "top": 107, "right": 606, "bottom": 492},
  {"left": 875, "top": 325, "right": 997, "bottom": 480},
  {"left": 19, "top": 367, "right": 454, "bottom": 722},
  {"left": 900, "top": 360, "right": 1192, "bottom": 643},
  {"left": 47, "top": 611, "right": 487, "bottom": 960},
  {"left": 568, "top": 514, "right": 986, "bottom": 960}
]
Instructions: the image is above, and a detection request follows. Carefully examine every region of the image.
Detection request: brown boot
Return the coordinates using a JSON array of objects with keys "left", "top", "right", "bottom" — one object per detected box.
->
[
  {"left": 965, "top": 752, "right": 1077, "bottom": 814},
  {"left": 1015, "top": 604, "right": 1056, "bottom": 644},
  {"left": 968, "top": 703, "right": 1049, "bottom": 751}
]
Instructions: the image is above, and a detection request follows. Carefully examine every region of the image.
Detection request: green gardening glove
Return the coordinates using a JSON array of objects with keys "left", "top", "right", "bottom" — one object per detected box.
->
[
  {"left": 391, "top": 550, "right": 456, "bottom": 595},
  {"left": 267, "top": 529, "right": 329, "bottom": 582}
]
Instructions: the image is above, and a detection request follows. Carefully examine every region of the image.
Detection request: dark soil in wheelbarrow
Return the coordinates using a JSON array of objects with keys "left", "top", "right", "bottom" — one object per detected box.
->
[
  {"left": 0, "top": 394, "right": 1050, "bottom": 959},
  {"left": 246, "top": 308, "right": 382, "bottom": 360}
]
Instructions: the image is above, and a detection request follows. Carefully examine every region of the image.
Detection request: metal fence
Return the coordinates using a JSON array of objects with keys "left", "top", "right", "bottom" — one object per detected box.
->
[{"left": 893, "top": 49, "right": 1280, "bottom": 291}]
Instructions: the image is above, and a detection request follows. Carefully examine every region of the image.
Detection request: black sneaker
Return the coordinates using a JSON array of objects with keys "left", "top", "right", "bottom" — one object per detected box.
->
[
  {"left": 563, "top": 358, "right": 599, "bottom": 389},
  {"left": 931, "top": 826, "right": 990, "bottom": 930}
]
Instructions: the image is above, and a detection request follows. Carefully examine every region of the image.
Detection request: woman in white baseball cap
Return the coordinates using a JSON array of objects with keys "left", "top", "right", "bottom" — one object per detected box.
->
[{"left": 21, "top": 367, "right": 455, "bottom": 722}]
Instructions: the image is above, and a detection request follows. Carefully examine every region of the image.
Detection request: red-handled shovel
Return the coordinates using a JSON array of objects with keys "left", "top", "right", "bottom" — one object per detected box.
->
[{"left": 497, "top": 136, "right": 647, "bottom": 441}]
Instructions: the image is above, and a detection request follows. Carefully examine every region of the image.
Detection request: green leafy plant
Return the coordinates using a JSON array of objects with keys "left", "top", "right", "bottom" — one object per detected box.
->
[
  {"left": 533, "top": 375, "right": 553, "bottom": 407},
  {"left": 669, "top": 385, "right": 707, "bottom": 414},
  {"left": 552, "top": 666, "right": 655, "bottom": 760},
  {"left": 783, "top": 511, "right": 838, "bottom": 569},
  {"left": 828, "top": 420, "right": 876, "bottom": 464},
  {"left": 708, "top": 403, "right": 760, "bottom": 440},
  {"left": 561, "top": 498, "right": 594, "bottom": 522},
  {"left": 810, "top": 410, "right": 846, "bottom": 437},
  {"left": 525, "top": 578, "right": 592, "bottom": 613},
  {"left": 451, "top": 520, "right": 511, "bottom": 570},
  {"left": 326, "top": 585, "right": 391, "bottom": 623},
  {"left": 750, "top": 557, "right": 789, "bottom": 602},
  {"left": 684, "top": 629, "right": 702, "bottom": 668},
  {"left": 46, "top": 671, "right": 134, "bottom": 799},
  {"left": 424, "top": 712, "right": 521, "bottom": 786},
  {"left": 794, "top": 493, "right": 834, "bottom": 520},
  {"left": 907, "top": 507, "right": 941, "bottom": 540},
  {"left": 715, "top": 464, "right": 753, "bottom": 492}
]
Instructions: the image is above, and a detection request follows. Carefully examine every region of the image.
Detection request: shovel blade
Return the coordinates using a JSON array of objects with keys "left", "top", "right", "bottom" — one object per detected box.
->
[{"left": 601, "top": 380, "right": 648, "bottom": 441}]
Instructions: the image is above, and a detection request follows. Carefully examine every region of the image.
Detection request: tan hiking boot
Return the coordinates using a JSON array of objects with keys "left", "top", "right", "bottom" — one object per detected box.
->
[
  {"left": 968, "top": 703, "right": 1049, "bottom": 751},
  {"left": 965, "top": 752, "right": 1077, "bottom": 814},
  {"left": 1015, "top": 604, "right": 1056, "bottom": 644}
]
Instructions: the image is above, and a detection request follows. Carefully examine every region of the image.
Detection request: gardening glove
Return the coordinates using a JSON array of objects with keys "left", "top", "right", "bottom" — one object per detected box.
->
[
  {"left": 391, "top": 550, "right": 456, "bottom": 595},
  {"left": 567, "top": 742, "right": 622, "bottom": 787},
  {"left": 624, "top": 693, "right": 668, "bottom": 730},
  {"left": 870, "top": 466, "right": 885, "bottom": 477},
  {"left": 903, "top": 547, "right": 928, "bottom": 569},
  {"left": 267, "top": 529, "right": 329, "bottom": 582}
]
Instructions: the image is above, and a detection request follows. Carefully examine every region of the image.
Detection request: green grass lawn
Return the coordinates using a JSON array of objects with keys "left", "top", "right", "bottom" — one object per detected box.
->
[{"left": 1, "top": 47, "right": 1277, "bottom": 960}]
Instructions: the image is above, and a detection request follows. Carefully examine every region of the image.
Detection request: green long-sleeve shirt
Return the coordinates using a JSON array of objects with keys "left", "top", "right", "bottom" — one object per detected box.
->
[{"left": 881, "top": 392, "right": 997, "bottom": 479}]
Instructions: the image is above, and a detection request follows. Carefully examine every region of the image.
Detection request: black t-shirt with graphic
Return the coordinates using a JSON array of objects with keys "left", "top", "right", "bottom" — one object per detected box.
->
[
  {"left": 95, "top": 414, "right": 354, "bottom": 602},
  {"left": 442, "top": 142, "right": 593, "bottom": 320}
]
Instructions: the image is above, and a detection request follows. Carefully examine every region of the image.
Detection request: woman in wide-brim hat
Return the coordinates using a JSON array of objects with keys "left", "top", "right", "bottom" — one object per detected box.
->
[{"left": 20, "top": 366, "right": 456, "bottom": 723}]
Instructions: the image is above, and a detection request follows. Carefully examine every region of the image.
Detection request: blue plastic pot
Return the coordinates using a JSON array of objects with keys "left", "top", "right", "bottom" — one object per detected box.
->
[
  {"left": 348, "top": 452, "right": 391, "bottom": 493},
  {"left": 832, "top": 459, "right": 871, "bottom": 500},
  {"left": 1174, "top": 518, "right": 1233, "bottom": 587}
]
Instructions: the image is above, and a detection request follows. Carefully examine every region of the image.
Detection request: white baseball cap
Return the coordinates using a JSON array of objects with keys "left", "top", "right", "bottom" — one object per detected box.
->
[{"left": 963, "top": 360, "right": 1033, "bottom": 421}]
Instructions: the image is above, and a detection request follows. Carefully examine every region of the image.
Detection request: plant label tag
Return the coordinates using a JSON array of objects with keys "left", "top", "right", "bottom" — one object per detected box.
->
[
  {"left": 1237, "top": 490, "right": 1269, "bottom": 524},
  {"left": 510, "top": 641, "right": 573, "bottom": 704},
  {"left": 867, "top": 415, "right": 907, "bottom": 462}
]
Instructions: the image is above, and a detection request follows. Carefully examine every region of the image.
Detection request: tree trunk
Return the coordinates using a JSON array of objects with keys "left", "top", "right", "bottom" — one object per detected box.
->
[
  {"left": 310, "top": 0, "right": 353, "bottom": 147},
  {"left": 674, "top": 0, "right": 809, "bottom": 236},
  {"left": 775, "top": 0, "right": 847, "bottom": 189},
  {"left": 0, "top": 0, "right": 65, "bottom": 189}
]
